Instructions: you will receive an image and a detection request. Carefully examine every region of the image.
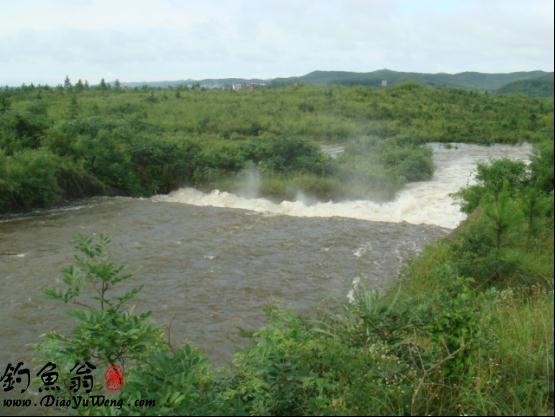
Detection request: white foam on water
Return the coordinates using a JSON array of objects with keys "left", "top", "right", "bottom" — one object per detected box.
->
[
  {"left": 152, "top": 143, "right": 533, "bottom": 229},
  {"left": 353, "top": 242, "right": 373, "bottom": 258},
  {"left": 347, "top": 276, "right": 361, "bottom": 303}
]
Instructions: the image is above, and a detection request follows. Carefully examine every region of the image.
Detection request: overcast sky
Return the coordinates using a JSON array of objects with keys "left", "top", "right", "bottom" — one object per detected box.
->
[{"left": 1, "top": 0, "right": 553, "bottom": 85}]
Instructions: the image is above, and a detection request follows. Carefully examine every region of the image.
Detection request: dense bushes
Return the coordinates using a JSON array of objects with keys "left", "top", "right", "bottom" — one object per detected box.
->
[
  {"left": 0, "top": 109, "right": 49, "bottom": 153},
  {"left": 450, "top": 140, "right": 554, "bottom": 288},
  {"left": 388, "top": 143, "right": 554, "bottom": 414},
  {"left": 1, "top": 83, "right": 552, "bottom": 214},
  {"left": 0, "top": 148, "right": 103, "bottom": 212},
  {"left": 220, "top": 269, "right": 496, "bottom": 415}
]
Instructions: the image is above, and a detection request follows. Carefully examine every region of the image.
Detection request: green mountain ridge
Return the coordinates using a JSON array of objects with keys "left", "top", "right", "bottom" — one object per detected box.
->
[
  {"left": 496, "top": 73, "right": 554, "bottom": 97},
  {"left": 272, "top": 69, "right": 552, "bottom": 91},
  {"left": 120, "top": 69, "right": 553, "bottom": 95}
]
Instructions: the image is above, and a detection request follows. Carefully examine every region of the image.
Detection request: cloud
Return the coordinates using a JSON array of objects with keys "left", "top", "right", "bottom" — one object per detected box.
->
[{"left": 0, "top": 0, "right": 552, "bottom": 85}]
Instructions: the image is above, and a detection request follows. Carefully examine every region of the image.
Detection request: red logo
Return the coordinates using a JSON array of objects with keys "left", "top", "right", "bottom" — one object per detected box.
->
[{"left": 104, "top": 365, "right": 124, "bottom": 391}]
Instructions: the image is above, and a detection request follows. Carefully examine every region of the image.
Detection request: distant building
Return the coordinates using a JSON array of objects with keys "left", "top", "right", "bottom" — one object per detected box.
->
[
  {"left": 381, "top": 80, "right": 388, "bottom": 88},
  {"left": 231, "top": 82, "right": 268, "bottom": 91}
]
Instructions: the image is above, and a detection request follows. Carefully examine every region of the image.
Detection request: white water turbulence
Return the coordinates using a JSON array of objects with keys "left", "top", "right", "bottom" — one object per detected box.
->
[{"left": 153, "top": 143, "right": 533, "bottom": 229}]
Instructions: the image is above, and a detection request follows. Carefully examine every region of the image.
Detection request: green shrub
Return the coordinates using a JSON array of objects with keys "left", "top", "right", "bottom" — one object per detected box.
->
[
  {"left": 93, "top": 347, "right": 229, "bottom": 416},
  {"left": 35, "top": 234, "right": 167, "bottom": 413},
  {"left": 0, "top": 110, "right": 49, "bottom": 153},
  {"left": 530, "top": 139, "right": 554, "bottom": 191},
  {"left": 4, "top": 148, "right": 64, "bottom": 210},
  {"left": 454, "top": 158, "right": 529, "bottom": 214}
]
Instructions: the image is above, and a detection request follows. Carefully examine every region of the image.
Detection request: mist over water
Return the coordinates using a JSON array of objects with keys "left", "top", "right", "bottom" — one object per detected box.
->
[
  {"left": 154, "top": 143, "right": 533, "bottom": 229},
  {"left": 234, "top": 164, "right": 262, "bottom": 198}
]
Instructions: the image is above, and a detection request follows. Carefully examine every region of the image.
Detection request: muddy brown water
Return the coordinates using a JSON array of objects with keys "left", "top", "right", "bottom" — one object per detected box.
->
[{"left": 0, "top": 198, "right": 447, "bottom": 369}]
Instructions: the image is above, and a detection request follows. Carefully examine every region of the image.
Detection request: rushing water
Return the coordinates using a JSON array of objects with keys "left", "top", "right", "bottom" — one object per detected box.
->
[
  {"left": 0, "top": 142, "right": 532, "bottom": 375},
  {"left": 155, "top": 143, "right": 533, "bottom": 229}
]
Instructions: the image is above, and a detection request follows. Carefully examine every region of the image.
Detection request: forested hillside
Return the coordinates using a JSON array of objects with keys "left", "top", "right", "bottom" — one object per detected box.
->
[{"left": 497, "top": 73, "right": 554, "bottom": 97}]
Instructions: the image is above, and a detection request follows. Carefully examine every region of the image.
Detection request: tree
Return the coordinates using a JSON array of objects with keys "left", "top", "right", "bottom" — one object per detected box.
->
[
  {"left": 67, "top": 95, "right": 79, "bottom": 119},
  {"left": 64, "top": 75, "right": 72, "bottom": 89},
  {"left": 35, "top": 234, "right": 226, "bottom": 416},
  {"left": 75, "top": 79, "right": 84, "bottom": 92},
  {"left": 0, "top": 94, "right": 10, "bottom": 113},
  {"left": 454, "top": 158, "right": 529, "bottom": 214},
  {"left": 518, "top": 184, "right": 553, "bottom": 247},
  {"left": 530, "top": 140, "right": 554, "bottom": 192},
  {"left": 483, "top": 182, "right": 522, "bottom": 251},
  {"left": 35, "top": 234, "right": 166, "bottom": 399}
]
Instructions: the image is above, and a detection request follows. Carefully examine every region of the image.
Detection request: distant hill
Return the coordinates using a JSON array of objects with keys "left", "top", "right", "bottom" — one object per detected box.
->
[
  {"left": 496, "top": 73, "right": 554, "bottom": 97},
  {"left": 120, "top": 69, "right": 553, "bottom": 94},
  {"left": 271, "top": 69, "right": 551, "bottom": 91}
]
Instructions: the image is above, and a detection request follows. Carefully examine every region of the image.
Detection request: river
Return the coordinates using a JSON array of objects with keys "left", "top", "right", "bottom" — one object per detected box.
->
[{"left": 0, "top": 142, "right": 532, "bottom": 373}]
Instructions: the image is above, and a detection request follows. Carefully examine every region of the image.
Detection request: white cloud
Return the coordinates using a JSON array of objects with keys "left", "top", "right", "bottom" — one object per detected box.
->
[{"left": 0, "top": 0, "right": 552, "bottom": 85}]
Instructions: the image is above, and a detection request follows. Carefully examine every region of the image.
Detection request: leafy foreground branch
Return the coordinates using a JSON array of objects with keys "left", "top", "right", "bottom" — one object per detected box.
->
[
  {"left": 35, "top": 143, "right": 553, "bottom": 415},
  {"left": 35, "top": 234, "right": 222, "bottom": 415}
]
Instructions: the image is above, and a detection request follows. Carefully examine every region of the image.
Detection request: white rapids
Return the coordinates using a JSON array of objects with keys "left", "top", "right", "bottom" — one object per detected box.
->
[{"left": 153, "top": 143, "right": 533, "bottom": 229}]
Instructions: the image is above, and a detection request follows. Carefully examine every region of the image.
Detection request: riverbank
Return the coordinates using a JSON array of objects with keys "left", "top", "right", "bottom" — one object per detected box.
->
[{"left": 27, "top": 139, "right": 553, "bottom": 416}]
